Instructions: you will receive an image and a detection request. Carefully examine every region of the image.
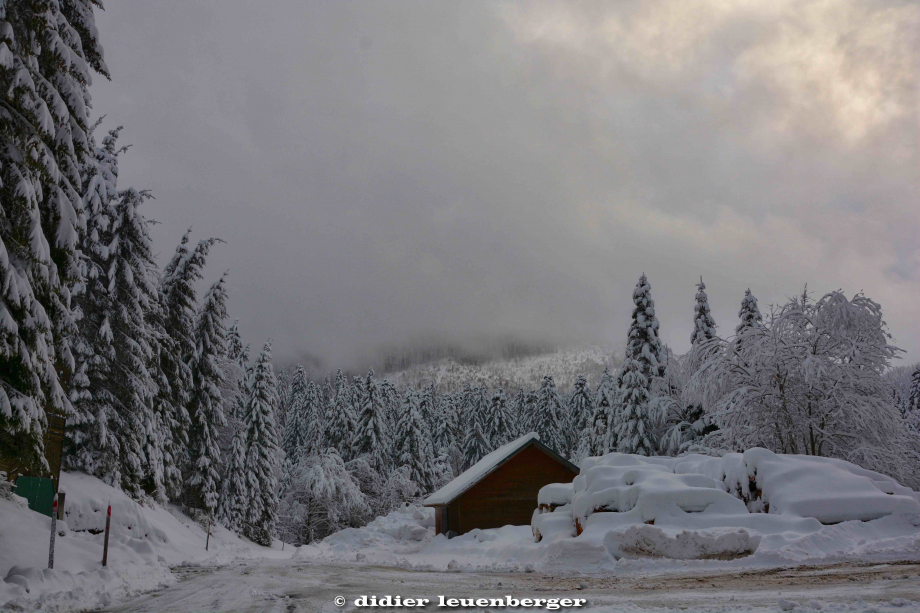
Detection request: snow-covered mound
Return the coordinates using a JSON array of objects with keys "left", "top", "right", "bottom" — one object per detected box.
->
[
  {"left": 533, "top": 448, "right": 920, "bottom": 562},
  {"left": 0, "top": 471, "right": 292, "bottom": 612}
]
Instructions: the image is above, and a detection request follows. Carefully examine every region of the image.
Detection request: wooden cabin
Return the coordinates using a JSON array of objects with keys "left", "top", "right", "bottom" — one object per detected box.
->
[{"left": 424, "top": 433, "right": 579, "bottom": 537}]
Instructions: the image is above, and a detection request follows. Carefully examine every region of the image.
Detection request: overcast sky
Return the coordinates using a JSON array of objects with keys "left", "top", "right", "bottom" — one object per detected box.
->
[{"left": 91, "top": 1, "right": 920, "bottom": 369}]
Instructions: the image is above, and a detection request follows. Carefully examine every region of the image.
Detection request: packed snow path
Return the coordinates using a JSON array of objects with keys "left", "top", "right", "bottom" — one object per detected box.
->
[{"left": 104, "top": 559, "right": 920, "bottom": 612}]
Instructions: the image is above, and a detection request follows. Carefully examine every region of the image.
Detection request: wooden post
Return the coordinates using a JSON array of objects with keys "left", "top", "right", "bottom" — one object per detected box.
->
[
  {"left": 102, "top": 503, "right": 111, "bottom": 567},
  {"left": 57, "top": 490, "right": 66, "bottom": 520},
  {"left": 206, "top": 520, "right": 211, "bottom": 551},
  {"left": 48, "top": 495, "right": 58, "bottom": 569}
]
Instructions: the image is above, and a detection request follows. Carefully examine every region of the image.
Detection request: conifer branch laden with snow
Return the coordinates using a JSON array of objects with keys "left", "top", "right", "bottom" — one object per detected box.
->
[{"left": 240, "top": 340, "right": 281, "bottom": 546}]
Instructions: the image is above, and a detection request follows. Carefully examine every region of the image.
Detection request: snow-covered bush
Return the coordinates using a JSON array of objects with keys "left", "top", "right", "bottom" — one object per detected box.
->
[
  {"left": 278, "top": 448, "right": 370, "bottom": 545},
  {"left": 688, "top": 290, "right": 920, "bottom": 488}
]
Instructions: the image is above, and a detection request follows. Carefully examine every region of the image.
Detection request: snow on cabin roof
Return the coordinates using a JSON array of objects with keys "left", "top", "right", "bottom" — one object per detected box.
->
[{"left": 423, "top": 432, "right": 577, "bottom": 506}]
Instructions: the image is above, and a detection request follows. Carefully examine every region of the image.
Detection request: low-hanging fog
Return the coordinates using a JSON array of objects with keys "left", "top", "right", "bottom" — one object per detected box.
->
[{"left": 91, "top": 1, "right": 920, "bottom": 371}]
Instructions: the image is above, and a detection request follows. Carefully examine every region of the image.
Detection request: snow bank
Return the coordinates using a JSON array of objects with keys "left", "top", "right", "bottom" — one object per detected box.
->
[
  {"left": 533, "top": 448, "right": 920, "bottom": 564},
  {"left": 298, "top": 498, "right": 920, "bottom": 576},
  {"left": 0, "top": 471, "right": 293, "bottom": 611},
  {"left": 606, "top": 525, "right": 759, "bottom": 560}
]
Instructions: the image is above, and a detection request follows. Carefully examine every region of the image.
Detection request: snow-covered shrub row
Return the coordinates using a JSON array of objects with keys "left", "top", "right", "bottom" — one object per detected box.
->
[{"left": 534, "top": 448, "right": 920, "bottom": 560}]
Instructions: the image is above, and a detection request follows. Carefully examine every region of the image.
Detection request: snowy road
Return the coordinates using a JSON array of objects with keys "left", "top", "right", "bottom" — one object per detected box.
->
[{"left": 104, "top": 559, "right": 920, "bottom": 612}]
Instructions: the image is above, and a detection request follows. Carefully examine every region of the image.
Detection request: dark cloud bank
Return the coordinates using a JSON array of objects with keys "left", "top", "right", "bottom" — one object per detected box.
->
[{"left": 91, "top": 1, "right": 920, "bottom": 370}]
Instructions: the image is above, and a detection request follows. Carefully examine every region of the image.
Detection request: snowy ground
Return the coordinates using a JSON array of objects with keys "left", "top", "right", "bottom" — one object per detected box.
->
[
  {"left": 0, "top": 471, "right": 294, "bottom": 611},
  {"left": 105, "top": 557, "right": 920, "bottom": 612},
  {"left": 5, "top": 462, "right": 920, "bottom": 611}
]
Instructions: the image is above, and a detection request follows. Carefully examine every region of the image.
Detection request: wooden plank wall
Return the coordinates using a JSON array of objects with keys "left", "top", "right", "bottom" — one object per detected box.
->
[{"left": 455, "top": 446, "right": 578, "bottom": 534}]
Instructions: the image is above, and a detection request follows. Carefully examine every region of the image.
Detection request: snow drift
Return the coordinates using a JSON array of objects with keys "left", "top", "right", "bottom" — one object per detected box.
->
[
  {"left": 0, "top": 471, "right": 292, "bottom": 611},
  {"left": 534, "top": 448, "right": 920, "bottom": 562}
]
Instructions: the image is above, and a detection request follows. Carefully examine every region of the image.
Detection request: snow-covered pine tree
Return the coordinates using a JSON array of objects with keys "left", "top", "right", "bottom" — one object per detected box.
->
[
  {"left": 353, "top": 370, "right": 389, "bottom": 472},
  {"left": 395, "top": 389, "right": 437, "bottom": 494},
  {"left": 282, "top": 366, "right": 309, "bottom": 463},
  {"left": 303, "top": 380, "right": 324, "bottom": 457},
  {"left": 379, "top": 378, "right": 400, "bottom": 444},
  {"left": 535, "top": 376, "right": 565, "bottom": 453},
  {"left": 627, "top": 274, "right": 666, "bottom": 383},
  {"left": 219, "top": 426, "right": 248, "bottom": 532},
  {"left": 616, "top": 358, "right": 654, "bottom": 456},
  {"left": 156, "top": 231, "right": 220, "bottom": 497},
  {"left": 432, "top": 393, "right": 462, "bottom": 476},
  {"left": 326, "top": 370, "right": 355, "bottom": 460},
  {"left": 522, "top": 389, "right": 539, "bottom": 435},
  {"left": 690, "top": 277, "right": 717, "bottom": 346},
  {"left": 432, "top": 394, "right": 454, "bottom": 454},
  {"left": 487, "top": 388, "right": 516, "bottom": 448},
  {"left": 461, "top": 386, "right": 490, "bottom": 470},
  {"left": 0, "top": 0, "right": 108, "bottom": 472},
  {"left": 66, "top": 127, "right": 151, "bottom": 497},
  {"left": 275, "top": 368, "right": 290, "bottom": 435},
  {"left": 736, "top": 288, "right": 763, "bottom": 335},
  {"left": 510, "top": 388, "right": 526, "bottom": 435},
  {"left": 612, "top": 274, "right": 666, "bottom": 454},
  {"left": 186, "top": 274, "right": 229, "bottom": 515},
  {"left": 227, "top": 319, "right": 245, "bottom": 364},
  {"left": 909, "top": 365, "right": 920, "bottom": 417},
  {"left": 240, "top": 340, "right": 280, "bottom": 546},
  {"left": 567, "top": 375, "right": 595, "bottom": 460},
  {"left": 592, "top": 367, "right": 617, "bottom": 455},
  {"left": 419, "top": 383, "right": 437, "bottom": 438}
]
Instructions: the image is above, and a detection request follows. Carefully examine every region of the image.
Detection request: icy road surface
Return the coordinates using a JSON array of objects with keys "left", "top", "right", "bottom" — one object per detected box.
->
[{"left": 105, "top": 559, "right": 920, "bottom": 612}]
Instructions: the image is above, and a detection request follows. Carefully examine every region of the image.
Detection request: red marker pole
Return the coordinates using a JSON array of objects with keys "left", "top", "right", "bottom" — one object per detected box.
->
[
  {"left": 102, "top": 504, "right": 111, "bottom": 567},
  {"left": 206, "top": 520, "right": 211, "bottom": 551},
  {"left": 48, "top": 495, "right": 58, "bottom": 569}
]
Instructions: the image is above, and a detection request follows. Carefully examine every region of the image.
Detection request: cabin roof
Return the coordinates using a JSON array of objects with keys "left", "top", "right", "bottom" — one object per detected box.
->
[{"left": 422, "top": 432, "right": 579, "bottom": 507}]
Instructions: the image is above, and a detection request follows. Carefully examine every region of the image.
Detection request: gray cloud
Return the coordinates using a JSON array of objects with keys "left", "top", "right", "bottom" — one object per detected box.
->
[{"left": 91, "top": 0, "right": 920, "bottom": 369}]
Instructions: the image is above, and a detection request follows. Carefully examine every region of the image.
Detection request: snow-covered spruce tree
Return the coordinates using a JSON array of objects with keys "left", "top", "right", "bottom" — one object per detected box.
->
[
  {"left": 627, "top": 274, "right": 666, "bottom": 384},
  {"left": 433, "top": 393, "right": 462, "bottom": 477},
  {"left": 690, "top": 277, "right": 717, "bottom": 346},
  {"left": 227, "top": 319, "right": 245, "bottom": 364},
  {"left": 735, "top": 288, "right": 763, "bottom": 335},
  {"left": 185, "top": 274, "right": 229, "bottom": 515},
  {"left": 277, "top": 448, "right": 369, "bottom": 545},
  {"left": 240, "top": 340, "right": 280, "bottom": 545},
  {"left": 281, "top": 366, "right": 309, "bottom": 462},
  {"left": 612, "top": 274, "right": 666, "bottom": 454},
  {"left": 522, "top": 389, "right": 539, "bottom": 434},
  {"left": 379, "top": 378, "right": 400, "bottom": 438},
  {"left": 302, "top": 380, "right": 324, "bottom": 457},
  {"left": 66, "top": 128, "right": 157, "bottom": 497},
  {"left": 616, "top": 358, "right": 655, "bottom": 456},
  {"left": 908, "top": 365, "right": 920, "bottom": 417},
  {"left": 510, "top": 387, "right": 526, "bottom": 434},
  {"left": 353, "top": 370, "right": 389, "bottom": 472},
  {"left": 567, "top": 375, "right": 594, "bottom": 460},
  {"left": 535, "top": 376, "right": 565, "bottom": 453},
  {"left": 419, "top": 383, "right": 437, "bottom": 438},
  {"left": 156, "top": 231, "right": 220, "bottom": 497},
  {"left": 275, "top": 368, "right": 290, "bottom": 436},
  {"left": 461, "top": 386, "right": 490, "bottom": 469},
  {"left": 592, "top": 367, "right": 617, "bottom": 455},
  {"left": 688, "top": 290, "right": 920, "bottom": 488},
  {"left": 325, "top": 370, "right": 354, "bottom": 460},
  {"left": 395, "top": 388, "right": 437, "bottom": 494},
  {"left": 219, "top": 426, "right": 248, "bottom": 532},
  {"left": 487, "top": 388, "right": 516, "bottom": 448},
  {"left": 0, "top": 0, "right": 108, "bottom": 472}
]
